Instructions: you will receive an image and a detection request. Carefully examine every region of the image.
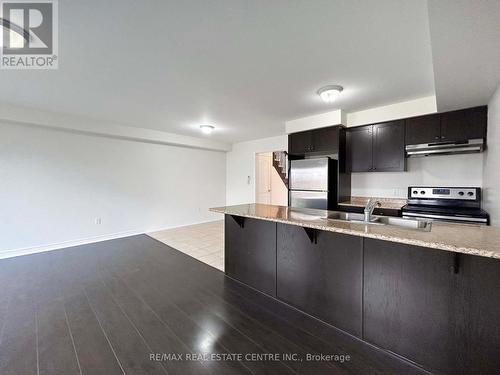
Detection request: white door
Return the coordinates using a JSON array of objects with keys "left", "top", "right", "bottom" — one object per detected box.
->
[{"left": 255, "top": 152, "right": 272, "bottom": 204}]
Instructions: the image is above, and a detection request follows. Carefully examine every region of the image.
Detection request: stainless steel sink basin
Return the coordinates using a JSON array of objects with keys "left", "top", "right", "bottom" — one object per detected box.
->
[
  {"left": 325, "top": 212, "right": 374, "bottom": 222},
  {"left": 324, "top": 211, "right": 432, "bottom": 231},
  {"left": 372, "top": 216, "right": 432, "bottom": 231},
  {"left": 288, "top": 208, "right": 432, "bottom": 231}
]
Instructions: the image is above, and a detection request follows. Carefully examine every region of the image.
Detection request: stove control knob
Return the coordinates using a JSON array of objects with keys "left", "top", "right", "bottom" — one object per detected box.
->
[
  {"left": 467, "top": 192, "right": 474, "bottom": 196},
  {"left": 420, "top": 190, "right": 426, "bottom": 195},
  {"left": 413, "top": 190, "right": 418, "bottom": 195},
  {"left": 458, "top": 191, "right": 464, "bottom": 196}
]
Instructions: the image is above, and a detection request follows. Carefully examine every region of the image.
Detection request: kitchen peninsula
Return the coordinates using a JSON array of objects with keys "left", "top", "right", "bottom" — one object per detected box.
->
[{"left": 211, "top": 203, "right": 500, "bottom": 375}]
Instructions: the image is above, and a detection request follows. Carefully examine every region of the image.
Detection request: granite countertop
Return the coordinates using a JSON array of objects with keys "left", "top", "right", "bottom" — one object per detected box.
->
[
  {"left": 338, "top": 196, "right": 407, "bottom": 210},
  {"left": 210, "top": 203, "right": 500, "bottom": 260}
]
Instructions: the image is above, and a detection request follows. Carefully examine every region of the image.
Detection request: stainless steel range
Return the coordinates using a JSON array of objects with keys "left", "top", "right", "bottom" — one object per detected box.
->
[{"left": 402, "top": 186, "right": 489, "bottom": 225}]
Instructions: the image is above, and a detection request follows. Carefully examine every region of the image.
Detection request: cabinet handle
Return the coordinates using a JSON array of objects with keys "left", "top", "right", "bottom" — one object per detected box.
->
[
  {"left": 441, "top": 136, "right": 446, "bottom": 139},
  {"left": 435, "top": 136, "right": 440, "bottom": 140}
]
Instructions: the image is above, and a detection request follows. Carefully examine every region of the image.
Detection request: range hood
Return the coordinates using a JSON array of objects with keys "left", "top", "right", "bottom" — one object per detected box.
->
[{"left": 405, "top": 138, "right": 484, "bottom": 157}]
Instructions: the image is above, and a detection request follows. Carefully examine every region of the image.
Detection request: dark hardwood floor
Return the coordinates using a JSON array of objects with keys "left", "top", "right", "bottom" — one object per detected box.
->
[{"left": 0, "top": 235, "right": 429, "bottom": 375}]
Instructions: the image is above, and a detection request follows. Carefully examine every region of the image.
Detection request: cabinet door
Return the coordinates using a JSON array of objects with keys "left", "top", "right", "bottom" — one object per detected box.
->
[
  {"left": 405, "top": 114, "right": 441, "bottom": 144},
  {"left": 453, "top": 254, "right": 500, "bottom": 374},
  {"left": 276, "top": 223, "right": 363, "bottom": 336},
  {"left": 311, "top": 126, "right": 339, "bottom": 153},
  {"left": 347, "top": 125, "right": 373, "bottom": 172},
  {"left": 288, "top": 131, "right": 312, "bottom": 155},
  {"left": 440, "top": 106, "right": 487, "bottom": 141},
  {"left": 225, "top": 216, "right": 277, "bottom": 296},
  {"left": 363, "top": 238, "right": 456, "bottom": 374},
  {"left": 372, "top": 121, "right": 406, "bottom": 172}
]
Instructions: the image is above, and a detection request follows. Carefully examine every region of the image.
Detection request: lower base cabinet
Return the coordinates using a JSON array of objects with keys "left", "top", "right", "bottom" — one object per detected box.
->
[
  {"left": 363, "top": 238, "right": 500, "bottom": 374},
  {"left": 224, "top": 215, "right": 277, "bottom": 296},
  {"left": 224, "top": 215, "right": 500, "bottom": 374},
  {"left": 276, "top": 223, "right": 363, "bottom": 337}
]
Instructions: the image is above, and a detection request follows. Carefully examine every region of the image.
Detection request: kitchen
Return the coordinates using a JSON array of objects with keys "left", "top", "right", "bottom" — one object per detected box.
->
[{"left": 212, "top": 104, "right": 499, "bottom": 374}]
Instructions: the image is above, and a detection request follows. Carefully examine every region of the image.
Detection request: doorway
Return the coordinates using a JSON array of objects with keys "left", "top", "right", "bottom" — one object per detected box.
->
[{"left": 255, "top": 151, "right": 288, "bottom": 205}]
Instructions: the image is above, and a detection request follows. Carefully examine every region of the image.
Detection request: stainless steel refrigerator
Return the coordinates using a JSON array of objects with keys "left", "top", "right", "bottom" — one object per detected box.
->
[{"left": 289, "top": 158, "right": 337, "bottom": 210}]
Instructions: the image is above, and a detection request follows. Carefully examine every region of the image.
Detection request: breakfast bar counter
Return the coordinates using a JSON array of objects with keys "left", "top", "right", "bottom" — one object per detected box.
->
[
  {"left": 211, "top": 203, "right": 500, "bottom": 374},
  {"left": 211, "top": 203, "right": 500, "bottom": 259}
]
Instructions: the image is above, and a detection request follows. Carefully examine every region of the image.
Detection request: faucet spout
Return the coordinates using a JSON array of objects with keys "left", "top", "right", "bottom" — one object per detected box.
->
[{"left": 364, "top": 198, "right": 381, "bottom": 222}]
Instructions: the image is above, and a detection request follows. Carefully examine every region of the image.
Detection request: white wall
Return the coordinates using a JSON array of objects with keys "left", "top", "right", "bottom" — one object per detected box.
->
[
  {"left": 226, "top": 135, "right": 287, "bottom": 205},
  {"left": 346, "top": 96, "right": 437, "bottom": 126},
  {"left": 285, "top": 109, "right": 346, "bottom": 133},
  {"left": 351, "top": 153, "right": 483, "bottom": 198},
  {"left": 483, "top": 83, "right": 500, "bottom": 226},
  {"left": 0, "top": 122, "right": 226, "bottom": 257}
]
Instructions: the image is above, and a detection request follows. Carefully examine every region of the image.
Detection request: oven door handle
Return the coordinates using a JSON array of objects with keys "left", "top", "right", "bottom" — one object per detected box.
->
[{"left": 402, "top": 212, "right": 488, "bottom": 223}]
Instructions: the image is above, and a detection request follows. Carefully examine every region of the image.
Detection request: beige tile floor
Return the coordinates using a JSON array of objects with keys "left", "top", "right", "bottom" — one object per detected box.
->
[{"left": 148, "top": 220, "right": 224, "bottom": 271}]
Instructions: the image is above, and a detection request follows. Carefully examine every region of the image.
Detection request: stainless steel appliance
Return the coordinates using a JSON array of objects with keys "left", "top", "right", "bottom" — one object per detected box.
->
[
  {"left": 405, "top": 139, "right": 484, "bottom": 157},
  {"left": 289, "top": 158, "right": 337, "bottom": 210},
  {"left": 402, "top": 186, "right": 489, "bottom": 225}
]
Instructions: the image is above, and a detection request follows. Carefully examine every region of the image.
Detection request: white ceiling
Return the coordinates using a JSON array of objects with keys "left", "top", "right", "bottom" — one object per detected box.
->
[
  {"left": 0, "top": 1, "right": 497, "bottom": 143},
  {"left": 427, "top": 0, "right": 500, "bottom": 111}
]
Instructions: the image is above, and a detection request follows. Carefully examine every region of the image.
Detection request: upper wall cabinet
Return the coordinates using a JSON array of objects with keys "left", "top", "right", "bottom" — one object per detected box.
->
[
  {"left": 440, "top": 106, "right": 487, "bottom": 141},
  {"left": 288, "top": 125, "right": 341, "bottom": 155},
  {"left": 347, "top": 120, "right": 406, "bottom": 173},
  {"left": 405, "top": 114, "right": 441, "bottom": 145},
  {"left": 346, "top": 125, "right": 373, "bottom": 172},
  {"left": 405, "top": 106, "right": 487, "bottom": 145}
]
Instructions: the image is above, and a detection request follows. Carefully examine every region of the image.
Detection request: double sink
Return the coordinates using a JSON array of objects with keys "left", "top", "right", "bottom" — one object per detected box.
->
[
  {"left": 290, "top": 209, "right": 432, "bottom": 231},
  {"left": 325, "top": 212, "right": 432, "bottom": 231}
]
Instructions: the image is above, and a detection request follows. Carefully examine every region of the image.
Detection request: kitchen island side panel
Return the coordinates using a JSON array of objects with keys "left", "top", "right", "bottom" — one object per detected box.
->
[
  {"left": 276, "top": 223, "right": 363, "bottom": 337},
  {"left": 224, "top": 215, "right": 277, "bottom": 296}
]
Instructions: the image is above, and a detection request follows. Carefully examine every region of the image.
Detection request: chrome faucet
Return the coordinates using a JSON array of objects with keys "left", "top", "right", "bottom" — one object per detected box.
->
[{"left": 364, "top": 199, "right": 381, "bottom": 222}]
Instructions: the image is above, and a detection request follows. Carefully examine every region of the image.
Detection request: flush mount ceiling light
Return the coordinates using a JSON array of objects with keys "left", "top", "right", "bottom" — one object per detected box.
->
[
  {"left": 200, "top": 124, "right": 215, "bottom": 134},
  {"left": 317, "top": 85, "right": 343, "bottom": 103}
]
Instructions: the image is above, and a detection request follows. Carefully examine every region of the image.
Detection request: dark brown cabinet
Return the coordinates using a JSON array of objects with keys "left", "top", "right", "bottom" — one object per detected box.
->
[
  {"left": 288, "top": 130, "right": 312, "bottom": 154},
  {"left": 224, "top": 215, "right": 277, "bottom": 296},
  {"left": 288, "top": 125, "right": 340, "bottom": 155},
  {"left": 441, "top": 106, "right": 487, "bottom": 141},
  {"left": 276, "top": 224, "right": 363, "bottom": 336},
  {"left": 373, "top": 121, "right": 405, "bottom": 171},
  {"left": 406, "top": 106, "right": 487, "bottom": 145},
  {"left": 312, "top": 126, "right": 340, "bottom": 153},
  {"left": 347, "top": 121, "right": 405, "bottom": 172},
  {"left": 363, "top": 238, "right": 500, "bottom": 374},
  {"left": 224, "top": 213, "right": 500, "bottom": 374},
  {"left": 346, "top": 125, "right": 373, "bottom": 172},
  {"left": 363, "top": 239, "right": 456, "bottom": 373},
  {"left": 454, "top": 255, "right": 500, "bottom": 375},
  {"left": 405, "top": 114, "right": 441, "bottom": 144}
]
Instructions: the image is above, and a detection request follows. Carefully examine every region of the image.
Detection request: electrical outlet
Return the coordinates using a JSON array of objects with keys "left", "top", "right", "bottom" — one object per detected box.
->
[{"left": 94, "top": 217, "right": 102, "bottom": 225}]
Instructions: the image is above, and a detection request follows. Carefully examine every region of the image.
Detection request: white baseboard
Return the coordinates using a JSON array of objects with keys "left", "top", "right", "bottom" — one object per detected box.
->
[
  {"left": 0, "top": 218, "right": 224, "bottom": 260},
  {"left": 146, "top": 218, "right": 223, "bottom": 235},
  {"left": 0, "top": 229, "right": 143, "bottom": 260}
]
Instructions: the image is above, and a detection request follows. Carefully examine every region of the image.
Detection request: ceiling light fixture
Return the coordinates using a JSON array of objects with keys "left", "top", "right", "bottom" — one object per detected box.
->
[
  {"left": 200, "top": 124, "right": 215, "bottom": 134},
  {"left": 317, "top": 85, "right": 343, "bottom": 103}
]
